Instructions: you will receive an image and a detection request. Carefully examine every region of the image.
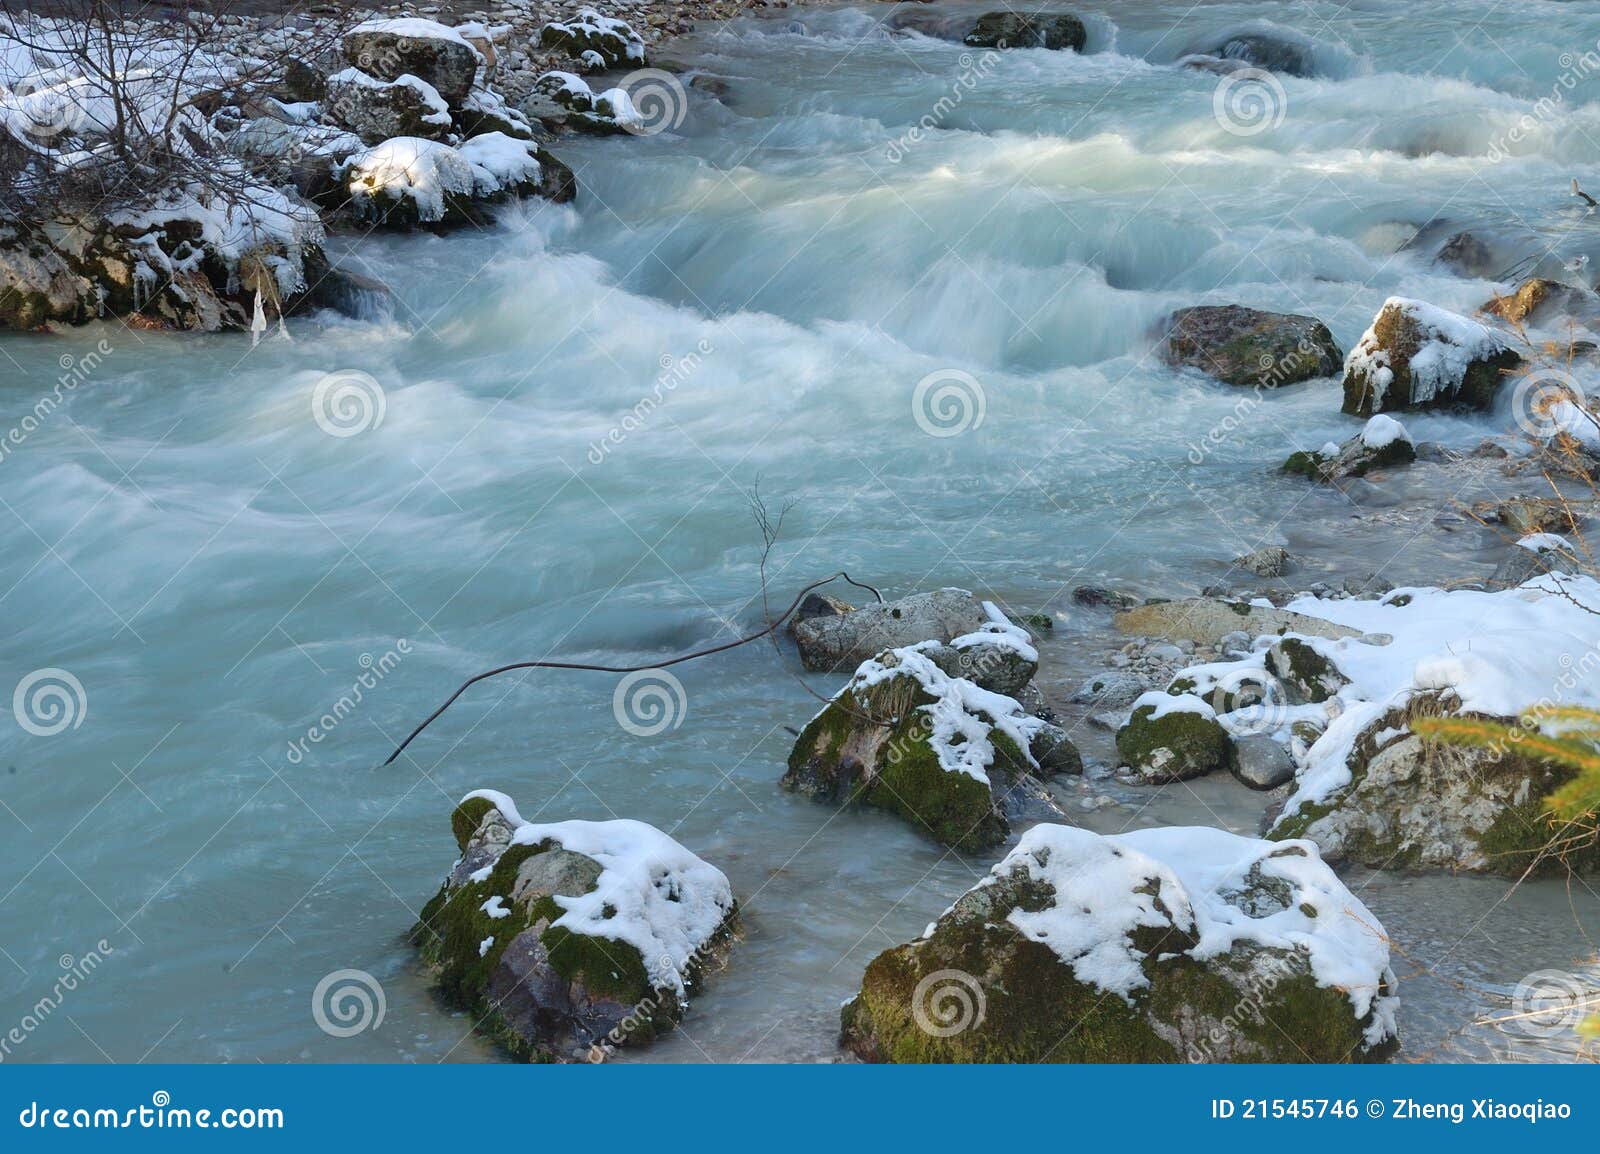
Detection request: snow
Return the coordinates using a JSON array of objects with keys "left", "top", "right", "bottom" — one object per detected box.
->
[
  {"left": 1156, "top": 577, "right": 1600, "bottom": 823},
  {"left": 1517, "top": 532, "right": 1572, "bottom": 555},
  {"left": 350, "top": 17, "right": 481, "bottom": 56},
  {"left": 459, "top": 132, "right": 541, "bottom": 196},
  {"left": 988, "top": 824, "right": 1398, "bottom": 1044},
  {"left": 460, "top": 790, "right": 735, "bottom": 1002},
  {"left": 1346, "top": 297, "right": 1511, "bottom": 408},
  {"left": 1360, "top": 413, "right": 1411, "bottom": 449},
  {"left": 326, "top": 68, "right": 452, "bottom": 127},
  {"left": 478, "top": 936, "right": 494, "bottom": 957},
  {"left": 845, "top": 641, "right": 1047, "bottom": 782},
  {"left": 480, "top": 895, "right": 511, "bottom": 919},
  {"left": 1129, "top": 689, "right": 1218, "bottom": 722},
  {"left": 341, "top": 137, "right": 475, "bottom": 222},
  {"left": 544, "top": 8, "right": 646, "bottom": 64}
]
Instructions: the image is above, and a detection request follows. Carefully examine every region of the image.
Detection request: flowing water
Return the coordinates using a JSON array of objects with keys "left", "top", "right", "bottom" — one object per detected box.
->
[{"left": 2, "top": 0, "right": 1599, "bottom": 1063}]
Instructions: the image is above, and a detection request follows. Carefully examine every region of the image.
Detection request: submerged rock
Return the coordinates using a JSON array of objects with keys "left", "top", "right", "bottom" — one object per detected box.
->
[
  {"left": 1161, "top": 305, "right": 1342, "bottom": 386},
  {"left": 1284, "top": 415, "right": 1417, "bottom": 484},
  {"left": 413, "top": 790, "right": 737, "bottom": 1062},
  {"left": 1482, "top": 277, "right": 1594, "bottom": 327},
  {"left": 963, "top": 12, "right": 1086, "bottom": 52},
  {"left": 1473, "top": 495, "right": 1579, "bottom": 537},
  {"left": 1341, "top": 297, "right": 1522, "bottom": 415},
  {"left": 1433, "top": 230, "right": 1497, "bottom": 278},
  {"left": 791, "top": 587, "right": 991, "bottom": 672},
  {"left": 1233, "top": 545, "right": 1295, "bottom": 577},
  {"left": 841, "top": 824, "right": 1398, "bottom": 1062},
  {"left": 783, "top": 634, "right": 1077, "bottom": 851},
  {"left": 343, "top": 17, "right": 482, "bottom": 107}
]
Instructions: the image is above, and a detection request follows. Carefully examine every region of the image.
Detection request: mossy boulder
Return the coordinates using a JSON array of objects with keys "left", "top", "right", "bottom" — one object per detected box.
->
[
  {"left": 783, "top": 644, "right": 1076, "bottom": 851},
  {"left": 539, "top": 9, "right": 646, "bottom": 68},
  {"left": 1116, "top": 697, "right": 1233, "bottom": 782},
  {"left": 1271, "top": 700, "right": 1600, "bottom": 876},
  {"left": 413, "top": 790, "right": 738, "bottom": 1061},
  {"left": 1265, "top": 637, "right": 1348, "bottom": 704},
  {"left": 1161, "top": 304, "right": 1342, "bottom": 387},
  {"left": 841, "top": 824, "right": 1398, "bottom": 1063},
  {"left": 1284, "top": 415, "right": 1416, "bottom": 484}
]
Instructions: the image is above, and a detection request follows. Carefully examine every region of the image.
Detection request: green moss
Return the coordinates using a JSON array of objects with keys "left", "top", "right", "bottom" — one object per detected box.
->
[
  {"left": 1116, "top": 704, "right": 1232, "bottom": 782},
  {"left": 451, "top": 796, "right": 497, "bottom": 852},
  {"left": 1267, "top": 638, "right": 1347, "bottom": 704},
  {"left": 1282, "top": 450, "right": 1326, "bottom": 479}
]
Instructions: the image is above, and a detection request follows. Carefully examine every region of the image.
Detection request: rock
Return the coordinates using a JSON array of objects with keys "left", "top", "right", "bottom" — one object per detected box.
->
[
  {"left": 1487, "top": 533, "right": 1579, "bottom": 589},
  {"left": 280, "top": 57, "right": 329, "bottom": 103},
  {"left": 1116, "top": 696, "right": 1233, "bottom": 782},
  {"left": 520, "top": 71, "right": 638, "bottom": 135},
  {"left": 782, "top": 643, "right": 1077, "bottom": 851},
  {"left": 540, "top": 8, "right": 647, "bottom": 68},
  {"left": 1230, "top": 734, "right": 1295, "bottom": 789},
  {"left": 1115, "top": 598, "right": 1360, "bottom": 645},
  {"left": 413, "top": 791, "right": 738, "bottom": 1062},
  {"left": 1482, "top": 277, "right": 1593, "bottom": 327},
  {"left": 454, "top": 89, "right": 535, "bottom": 140},
  {"left": 1433, "top": 230, "right": 1496, "bottom": 278},
  {"left": 963, "top": 12, "right": 1086, "bottom": 52},
  {"left": 1284, "top": 415, "right": 1417, "bottom": 484},
  {"left": 920, "top": 623, "right": 1040, "bottom": 698},
  {"left": 1161, "top": 305, "right": 1342, "bottom": 387},
  {"left": 1071, "top": 670, "right": 1153, "bottom": 709},
  {"left": 1341, "top": 297, "right": 1522, "bottom": 415},
  {"left": 1473, "top": 495, "right": 1579, "bottom": 536},
  {"left": 337, "top": 134, "right": 573, "bottom": 228},
  {"left": 323, "top": 68, "right": 454, "bottom": 143},
  {"left": 789, "top": 591, "right": 853, "bottom": 632},
  {"left": 299, "top": 257, "right": 394, "bottom": 322},
  {"left": 1071, "top": 584, "right": 1138, "bottom": 610},
  {"left": 343, "top": 17, "right": 481, "bottom": 107},
  {"left": 1185, "top": 31, "right": 1316, "bottom": 77},
  {"left": 1265, "top": 637, "right": 1349, "bottom": 704},
  {"left": 840, "top": 824, "right": 1398, "bottom": 1062},
  {"left": 791, "top": 587, "right": 990, "bottom": 673},
  {"left": 1272, "top": 698, "right": 1600, "bottom": 876},
  {"left": 1234, "top": 545, "right": 1294, "bottom": 577},
  {"left": 0, "top": 221, "right": 98, "bottom": 329}
]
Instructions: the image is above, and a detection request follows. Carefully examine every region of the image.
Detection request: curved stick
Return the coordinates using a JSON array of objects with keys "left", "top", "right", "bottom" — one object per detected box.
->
[{"left": 382, "top": 572, "right": 884, "bottom": 766}]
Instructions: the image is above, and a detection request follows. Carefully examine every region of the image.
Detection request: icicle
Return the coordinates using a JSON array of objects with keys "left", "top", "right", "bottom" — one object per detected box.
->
[
  {"left": 277, "top": 311, "right": 292, "bottom": 342},
  {"left": 250, "top": 289, "right": 266, "bottom": 348}
]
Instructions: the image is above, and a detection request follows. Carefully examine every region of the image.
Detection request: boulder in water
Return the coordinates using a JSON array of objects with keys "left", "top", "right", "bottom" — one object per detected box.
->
[
  {"left": 791, "top": 587, "right": 992, "bottom": 672},
  {"left": 840, "top": 823, "right": 1399, "bottom": 1062},
  {"left": 1340, "top": 298, "right": 1522, "bottom": 415},
  {"left": 1116, "top": 694, "right": 1233, "bottom": 782},
  {"left": 1161, "top": 304, "right": 1342, "bottom": 386},
  {"left": 1283, "top": 415, "right": 1417, "bottom": 484},
  {"left": 413, "top": 791, "right": 737, "bottom": 1062},
  {"left": 963, "top": 12, "right": 1087, "bottom": 52},
  {"left": 1482, "top": 277, "right": 1592, "bottom": 326}
]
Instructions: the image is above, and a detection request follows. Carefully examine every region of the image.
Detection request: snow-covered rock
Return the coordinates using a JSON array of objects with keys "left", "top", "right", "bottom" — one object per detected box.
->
[
  {"left": 841, "top": 824, "right": 1399, "bottom": 1062},
  {"left": 539, "top": 9, "right": 646, "bottom": 69},
  {"left": 1283, "top": 414, "right": 1416, "bottom": 484},
  {"left": 1341, "top": 297, "right": 1522, "bottom": 415},
  {"left": 784, "top": 636, "right": 1078, "bottom": 850},
  {"left": 323, "top": 68, "right": 453, "bottom": 144},
  {"left": 414, "top": 790, "right": 737, "bottom": 1062},
  {"left": 343, "top": 17, "right": 482, "bottom": 107},
  {"left": 1147, "top": 579, "right": 1600, "bottom": 873},
  {"left": 337, "top": 134, "right": 573, "bottom": 227},
  {"left": 519, "top": 70, "right": 640, "bottom": 135},
  {"left": 1116, "top": 692, "right": 1233, "bottom": 782}
]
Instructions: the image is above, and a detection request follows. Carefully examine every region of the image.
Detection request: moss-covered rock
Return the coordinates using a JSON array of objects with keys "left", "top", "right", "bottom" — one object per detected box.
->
[
  {"left": 1271, "top": 699, "right": 1600, "bottom": 876},
  {"left": 413, "top": 790, "right": 738, "bottom": 1061},
  {"left": 1283, "top": 415, "right": 1417, "bottom": 484},
  {"left": 1161, "top": 304, "right": 1342, "bottom": 387},
  {"left": 782, "top": 643, "right": 1075, "bottom": 851},
  {"left": 1341, "top": 297, "right": 1522, "bottom": 415},
  {"left": 841, "top": 824, "right": 1398, "bottom": 1063},
  {"left": 1265, "top": 637, "right": 1349, "bottom": 704},
  {"left": 1116, "top": 697, "right": 1233, "bottom": 782}
]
